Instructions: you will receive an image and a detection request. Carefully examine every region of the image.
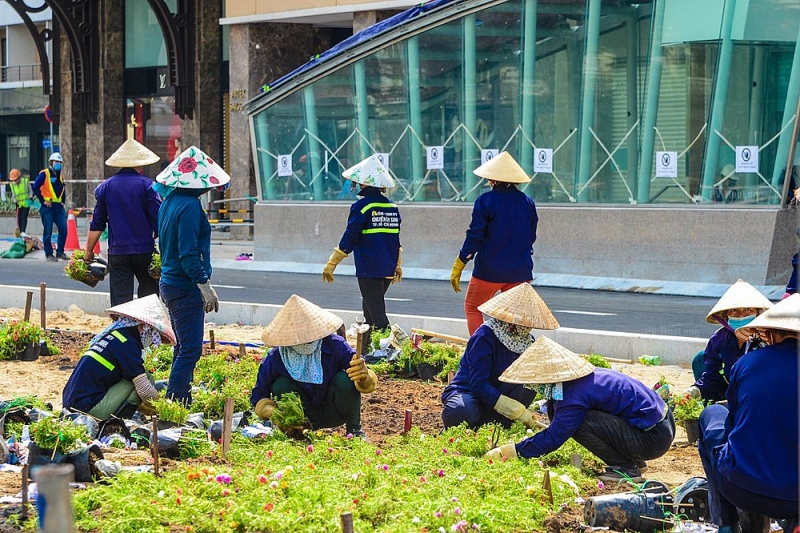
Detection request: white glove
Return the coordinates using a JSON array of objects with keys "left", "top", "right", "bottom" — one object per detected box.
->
[
  {"left": 683, "top": 386, "right": 701, "bottom": 400},
  {"left": 197, "top": 281, "right": 219, "bottom": 313},
  {"left": 485, "top": 442, "right": 517, "bottom": 460}
]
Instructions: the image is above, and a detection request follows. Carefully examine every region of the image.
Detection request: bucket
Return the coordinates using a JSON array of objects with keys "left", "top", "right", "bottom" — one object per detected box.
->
[
  {"left": 682, "top": 419, "right": 700, "bottom": 444},
  {"left": 584, "top": 481, "right": 673, "bottom": 532}
]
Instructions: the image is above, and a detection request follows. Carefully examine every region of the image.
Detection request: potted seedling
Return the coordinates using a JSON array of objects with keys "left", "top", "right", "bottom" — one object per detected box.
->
[
  {"left": 271, "top": 392, "right": 311, "bottom": 439},
  {"left": 672, "top": 393, "right": 704, "bottom": 444},
  {"left": 28, "top": 415, "right": 104, "bottom": 481},
  {"left": 1, "top": 320, "right": 44, "bottom": 361},
  {"left": 148, "top": 251, "right": 162, "bottom": 280},
  {"left": 64, "top": 250, "right": 108, "bottom": 288}
]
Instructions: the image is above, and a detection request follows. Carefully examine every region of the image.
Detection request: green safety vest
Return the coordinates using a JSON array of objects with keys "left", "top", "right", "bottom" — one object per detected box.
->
[{"left": 9, "top": 178, "right": 30, "bottom": 208}]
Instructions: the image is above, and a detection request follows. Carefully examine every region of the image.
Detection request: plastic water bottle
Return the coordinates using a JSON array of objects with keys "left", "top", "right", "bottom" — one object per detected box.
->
[{"left": 638, "top": 354, "right": 661, "bottom": 366}]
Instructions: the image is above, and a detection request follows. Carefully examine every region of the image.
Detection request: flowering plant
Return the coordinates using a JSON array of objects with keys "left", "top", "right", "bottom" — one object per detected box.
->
[
  {"left": 149, "top": 252, "right": 162, "bottom": 280},
  {"left": 672, "top": 393, "right": 704, "bottom": 422},
  {"left": 64, "top": 250, "right": 107, "bottom": 288},
  {"left": 4, "top": 320, "right": 43, "bottom": 345}
]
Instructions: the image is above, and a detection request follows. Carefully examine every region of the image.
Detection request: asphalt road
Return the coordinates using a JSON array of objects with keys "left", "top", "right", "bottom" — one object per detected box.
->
[{"left": 3, "top": 261, "right": 721, "bottom": 338}]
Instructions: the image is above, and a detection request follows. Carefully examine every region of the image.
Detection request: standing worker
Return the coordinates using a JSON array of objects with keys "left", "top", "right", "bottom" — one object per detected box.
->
[
  {"left": 8, "top": 168, "right": 31, "bottom": 237},
  {"left": 32, "top": 152, "right": 68, "bottom": 262},
  {"left": 84, "top": 139, "right": 162, "bottom": 306},
  {"left": 154, "top": 146, "right": 230, "bottom": 405},
  {"left": 450, "top": 152, "right": 538, "bottom": 335},
  {"left": 322, "top": 155, "right": 402, "bottom": 349}
]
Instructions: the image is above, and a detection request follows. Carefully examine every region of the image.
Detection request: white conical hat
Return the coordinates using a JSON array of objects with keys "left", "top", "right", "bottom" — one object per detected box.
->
[
  {"left": 106, "top": 294, "right": 176, "bottom": 345},
  {"left": 156, "top": 146, "right": 231, "bottom": 190},
  {"left": 105, "top": 139, "right": 160, "bottom": 168},
  {"left": 735, "top": 293, "right": 800, "bottom": 341},
  {"left": 499, "top": 336, "right": 595, "bottom": 384},
  {"left": 342, "top": 155, "right": 395, "bottom": 188},
  {"left": 706, "top": 279, "right": 773, "bottom": 324},
  {"left": 261, "top": 294, "right": 344, "bottom": 347},
  {"left": 473, "top": 151, "right": 530, "bottom": 184},
  {"left": 478, "top": 283, "right": 560, "bottom": 329}
]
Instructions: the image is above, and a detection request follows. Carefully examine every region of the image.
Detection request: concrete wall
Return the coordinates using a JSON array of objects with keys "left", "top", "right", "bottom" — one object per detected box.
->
[{"left": 254, "top": 203, "right": 798, "bottom": 285}]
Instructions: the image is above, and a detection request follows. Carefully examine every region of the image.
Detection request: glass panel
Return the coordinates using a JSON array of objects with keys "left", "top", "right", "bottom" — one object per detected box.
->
[
  {"left": 126, "top": 97, "right": 180, "bottom": 177},
  {"left": 125, "top": 0, "right": 169, "bottom": 68}
]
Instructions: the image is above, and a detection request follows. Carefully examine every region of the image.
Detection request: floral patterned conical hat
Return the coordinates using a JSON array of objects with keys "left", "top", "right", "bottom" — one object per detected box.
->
[
  {"left": 106, "top": 294, "right": 176, "bottom": 344},
  {"left": 342, "top": 154, "right": 395, "bottom": 188},
  {"left": 156, "top": 146, "right": 231, "bottom": 190}
]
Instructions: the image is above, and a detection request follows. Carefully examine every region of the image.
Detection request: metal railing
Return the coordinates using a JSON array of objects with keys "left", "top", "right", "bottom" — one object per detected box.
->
[{"left": 0, "top": 64, "right": 43, "bottom": 83}]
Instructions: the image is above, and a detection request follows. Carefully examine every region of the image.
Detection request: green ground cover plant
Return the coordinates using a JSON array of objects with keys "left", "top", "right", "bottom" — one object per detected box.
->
[{"left": 29, "top": 416, "right": 89, "bottom": 454}]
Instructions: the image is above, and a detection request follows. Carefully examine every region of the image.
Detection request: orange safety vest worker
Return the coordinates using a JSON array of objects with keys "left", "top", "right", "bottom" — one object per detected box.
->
[{"left": 39, "top": 168, "right": 64, "bottom": 203}]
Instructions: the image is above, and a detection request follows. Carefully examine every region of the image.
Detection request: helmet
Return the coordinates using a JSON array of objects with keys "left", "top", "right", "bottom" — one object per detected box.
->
[{"left": 49, "top": 152, "right": 63, "bottom": 163}]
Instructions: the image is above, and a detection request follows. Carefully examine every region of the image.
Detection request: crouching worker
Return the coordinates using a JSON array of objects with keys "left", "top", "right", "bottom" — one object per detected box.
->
[
  {"left": 441, "top": 283, "right": 559, "bottom": 430},
  {"left": 486, "top": 336, "right": 674, "bottom": 483},
  {"left": 62, "top": 294, "right": 176, "bottom": 419},
  {"left": 251, "top": 294, "right": 378, "bottom": 438},
  {"left": 697, "top": 294, "right": 799, "bottom": 532}
]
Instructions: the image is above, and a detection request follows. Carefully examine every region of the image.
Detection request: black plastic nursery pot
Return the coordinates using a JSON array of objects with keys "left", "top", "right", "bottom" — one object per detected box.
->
[
  {"left": 415, "top": 363, "right": 444, "bottom": 381},
  {"left": 28, "top": 443, "right": 105, "bottom": 482},
  {"left": 682, "top": 418, "right": 700, "bottom": 445},
  {"left": 15, "top": 342, "right": 40, "bottom": 361}
]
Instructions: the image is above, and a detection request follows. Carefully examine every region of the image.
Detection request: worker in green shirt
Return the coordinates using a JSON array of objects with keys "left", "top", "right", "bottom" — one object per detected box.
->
[{"left": 8, "top": 168, "right": 32, "bottom": 237}]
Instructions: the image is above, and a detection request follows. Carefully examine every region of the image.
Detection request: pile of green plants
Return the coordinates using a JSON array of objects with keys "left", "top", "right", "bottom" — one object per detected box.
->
[
  {"left": 71, "top": 423, "right": 602, "bottom": 533},
  {"left": 585, "top": 353, "right": 611, "bottom": 368},
  {"left": 270, "top": 392, "right": 307, "bottom": 434},
  {"left": 371, "top": 339, "right": 463, "bottom": 381},
  {"left": 29, "top": 416, "right": 90, "bottom": 454}
]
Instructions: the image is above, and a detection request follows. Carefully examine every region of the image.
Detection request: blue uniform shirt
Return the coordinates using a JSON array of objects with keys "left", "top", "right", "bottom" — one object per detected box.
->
[
  {"left": 89, "top": 169, "right": 161, "bottom": 255},
  {"left": 251, "top": 335, "right": 356, "bottom": 408},
  {"left": 62, "top": 327, "right": 146, "bottom": 412},
  {"left": 32, "top": 166, "right": 65, "bottom": 204},
  {"left": 694, "top": 328, "right": 744, "bottom": 401},
  {"left": 718, "top": 338, "right": 798, "bottom": 501},
  {"left": 458, "top": 184, "right": 538, "bottom": 283},
  {"left": 337, "top": 187, "right": 401, "bottom": 278},
  {"left": 441, "top": 325, "right": 527, "bottom": 408},
  {"left": 515, "top": 368, "right": 667, "bottom": 459},
  {"left": 158, "top": 189, "right": 211, "bottom": 290}
]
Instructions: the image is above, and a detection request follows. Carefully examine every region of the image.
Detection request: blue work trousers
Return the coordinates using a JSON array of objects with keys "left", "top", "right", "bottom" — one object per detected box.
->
[
  {"left": 40, "top": 203, "right": 67, "bottom": 257},
  {"left": 160, "top": 282, "right": 205, "bottom": 404},
  {"left": 441, "top": 385, "right": 535, "bottom": 430}
]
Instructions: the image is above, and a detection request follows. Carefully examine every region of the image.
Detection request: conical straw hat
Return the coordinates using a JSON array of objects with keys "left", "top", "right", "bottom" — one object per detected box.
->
[
  {"left": 156, "top": 146, "right": 231, "bottom": 189},
  {"left": 342, "top": 154, "right": 395, "bottom": 188},
  {"left": 261, "top": 294, "right": 344, "bottom": 347},
  {"left": 706, "top": 279, "right": 773, "bottom": 323},
  {"left": 499, "top": 336, "right": 595, "bottom": 384},
  {"left": 478, "top": 283, "right": 560, "bottom": 329},
  {"left": 735, "top": 293, "right": 800, "bottom": 341},
  {"left": 106, "top": 294, "right": 176, "bottom": 345},
  {"left": 473, "top": 151, "right": 530, "bottom": 184},
  {"left": 105, "top": 139, "right": 160, "bottom": 168}
]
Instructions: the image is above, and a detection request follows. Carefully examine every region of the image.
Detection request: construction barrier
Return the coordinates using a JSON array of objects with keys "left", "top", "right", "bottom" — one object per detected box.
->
[{"left": 207, "top": 196, "right": 256, "bottom": 227}]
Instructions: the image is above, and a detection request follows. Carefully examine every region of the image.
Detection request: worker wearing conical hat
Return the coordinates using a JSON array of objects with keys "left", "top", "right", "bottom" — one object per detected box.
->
[
  {"left": 685, "top": 280, "right": 772, "bottom": 402},
  {"left": 486, "top": 336, "right": 674, "bottom": 484},
  {"left": 322, "top": 155, "right": 402, "bottom": 352},
  {"left": 62, "top": 295, "right": 176, "bottom": 420},
  {"left": 697, "top": 295, "right": 799, "bottom": 532},
  {"left": 85, "top": 139, "right": 162, "bottom": 307},
  {"left": 155, "top": 146, "right": 231, "bottom": 405},
  {"left": 251, "top": 295, "right": 378, "bottom": 438},
  {"left": 449, "top": 152, "right": 538, "bottom": 335},
  {"left": 441, "top": 283, "right": 559, "bottom": 431},
  {"left": 8, "top": 168, "right": 31, "bottom": 237}
]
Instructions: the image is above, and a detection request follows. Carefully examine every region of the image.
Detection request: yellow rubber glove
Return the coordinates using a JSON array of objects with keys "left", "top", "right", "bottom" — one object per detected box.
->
[
  {"left": 254, "top": 398, "right": 277, "bottom": 420},
  {"left": 450, "top": 257, "right": 466, "bottom": 293},
  {"left": 322, "top": 247, "right": 348, "bottom": 283},
  {"left": 493, "top": 395, "right": 537, "bottom": 428},
  {"left": 392, "top": 248, "right": 403, "bottom": 284},
  {"left": 485, "top": 442, "right": 517, "bottom": 460},
  {"left": 346, "top": 356, "right": 378, "bottom": 393}
]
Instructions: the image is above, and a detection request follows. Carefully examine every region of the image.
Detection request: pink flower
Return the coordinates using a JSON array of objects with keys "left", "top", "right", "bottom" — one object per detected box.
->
[
  {"left": 450, "top": 497, "right": 458, "bottom": 502},
  {"left": 346, "top": 433, "right": 354, "bottom": 439},
  {"left": 454, "top": 508, "right": 461, "bottom": 515},
  {"left": 442, "top": 448, "right": 448, "bottom": 454},
  {"left": 327, "top": 447, "right": 334, "bottom": 453},
  {"left": 382, "top": 464, "right": 389, "bottom": 471},
  {"left": 266, "top": 450, "right": 273, "bottom": 458},
  {"left": 269, "top": 481, "right": 278, "bottom": 489},
  {"left": 597, "top": 481, "right": 605, "bottom": 489},
  {"left": 434, "top": 511, "right": 442, "bottom": 518},
  {"left": 419, "top": 476, "right": 427, "bottom": 483},
  {"left": 437, "top": 469, "right": 445, "bottom": 477},
  {"left": 307, "top": 445, "right": 314, "bottom": 453},
  {"left": 221, "top": 489, "right": 230, "bottom": 497},
  {"left": 215, "top": 473, "right": 231, "bottom": 484},
  {"left": 177, "top": 157, "right": 198, "bottom": 173},
  {"left": 375, "top": 449, "right": 382, "bottom": 455},
  {"left": 257, "top": 475, "right": 267, "bottom": 484}
]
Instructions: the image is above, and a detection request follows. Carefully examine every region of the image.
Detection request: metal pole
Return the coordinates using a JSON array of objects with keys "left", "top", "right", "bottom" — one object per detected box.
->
[
  {"left": 636, "top": 0, "right": 665, "bottom": 203},
  {"left": 407, "top": 37, "right": 425, "bottom": 199},
  {"left": 463, "top": 14, "right": 478, "bottom": 201},
  {"left": 33, "top": 463, "right": 75, "bottom": 533},
  {"left": 773, "top": 23, "right": 800, "bottom": 200},
  {"left": 626, "top": 7, "right": 639, "bottom": 197},
  {"left": 302, "top": 85, "right": 324, "bottom": 201},
  {"left": 519, "top": 0, "right": 538, "bottom": 182},
  {"left": 354, "top": 60, "right": 371, "bottom": 160},
  {"left": 575, "top": 0, "right": 603, "bottom": 202},
  {"left": 700, "top": 0, "right": 737, "bottom": 201}
]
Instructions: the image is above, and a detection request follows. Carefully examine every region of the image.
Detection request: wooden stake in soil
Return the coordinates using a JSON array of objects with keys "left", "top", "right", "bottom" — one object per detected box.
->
[
  {"left": 150, "top": 416, "right": 160, "bottom": 477},
  {"left": 542, "top": 469, "right": 553, "bottom": 504},
  {"left": 39, "top": 282, "right": 46, "bottom": 329},
  {"left": 238, "top": 343, "right": 246, "bottom": 359},
  {"left": 209, "top": 330, "right": 215, "bottom": 350},
  {"left": 411, "top": 328, "right": 468, "bottom": 345},
  {"left": 570, "top": 453, "right": 582, "bottom": 468},
  {"left": 222, "top": 397, "right": 234, "bottom": 457},
  {"left": 340, "top": 512, "right": 354, "bottom": 533},
  {"left": 20, "top": 465, "right": 28, "bottom": 522},
  {"left": 24, "top": 291, "right": 33, "bottom": 322},
  {"left": 403, "top": 409, "right": 412, "bottom": 435}
]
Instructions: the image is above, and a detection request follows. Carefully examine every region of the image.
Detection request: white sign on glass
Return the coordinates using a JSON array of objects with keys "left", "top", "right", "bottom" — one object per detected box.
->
[
  {"left": 375, "top": 153, "right": 390, "bottom": 170},
  {"left": 427, "top": 146, "right": 444, "bottom": 170},
  {"left": 480, "top": 149, "right": 499, "bottom": 165},
  {"left": 533, "top": 148, "right": 553, "bottom": 173},
  {"left": 277, "top": 154, "right": 292, "bottom": 177},
  {"left": 735, "top": 146, "right": 758, "bottom": 173},
  {"left": 655, "top": 151, "right": 678, "bottom": 178}
]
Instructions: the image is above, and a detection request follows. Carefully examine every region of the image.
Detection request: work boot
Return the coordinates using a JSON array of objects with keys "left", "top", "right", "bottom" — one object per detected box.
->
[
  {"left": 57, "top": 253, "right": 69, "bottom": 260},
  {"left": 46, "top": 255, "right": 57, "bottom": 262},
  {"left": 635, "top": 460, "right": 648, "bottom": 473},
  {"left": 597, "top": 466, "right": 644, "bottom": 483},
  {"left": 113, "top": 402, "right": 138, "bottom": 420}
]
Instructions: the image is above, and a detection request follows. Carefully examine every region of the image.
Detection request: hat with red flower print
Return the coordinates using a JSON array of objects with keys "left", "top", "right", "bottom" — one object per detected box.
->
[
  {"left": 107, "top": 294, "right": 176, "bottom": 345},
  {"left": 156, "top": 146, "right": 231, "bottom": 190}
]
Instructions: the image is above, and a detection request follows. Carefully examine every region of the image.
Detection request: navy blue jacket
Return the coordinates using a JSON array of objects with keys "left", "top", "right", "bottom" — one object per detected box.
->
[
  {"left": 694, "top": 328, "right": 744, "bottom": 401},
  {"left": 515, "top": 369, "right": 667, "bottom": 459},
  {"left": 458, "top": 185, "right": 538, "bottom": 283},
  {"left": 718, "top": 338, "right": 798, "bottom": 501},
  {"left": 32, "top": 166, "right": 65, "bottom": 204},
  {"left": 62, "top": 327, "right": 146, "bottom": 412},
  {"left": 251, "top": 334, "right": 356, "bottom": 408},
  {"left": 89, "top": 169, "right": 161, "bottom": 255},
  {"left": 441, "top": 325, "right": 527, "bottom": 408},
  {"left": 338, "top": 187, "right": 401, "bottom": 278},
  {"left": 158, "top": 189, "right": 211, "bottom": 290}
]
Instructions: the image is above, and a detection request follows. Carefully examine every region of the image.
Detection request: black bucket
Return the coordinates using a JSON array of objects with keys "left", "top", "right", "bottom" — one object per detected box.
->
[
  {"left": 584, "top": 481, "right": 673, "bottom": 533},
  {"left": 674, "top": 477, "right": 709, "bottom": 523}
]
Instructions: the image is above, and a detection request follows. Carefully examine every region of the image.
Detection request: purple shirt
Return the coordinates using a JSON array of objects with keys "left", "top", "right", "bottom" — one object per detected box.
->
[{"left": 89, "top": 169, "right": 161, "bottom": 255}]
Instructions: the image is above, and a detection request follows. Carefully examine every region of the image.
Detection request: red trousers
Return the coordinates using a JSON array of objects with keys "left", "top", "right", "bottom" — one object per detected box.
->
[{"left": 464, "top": 277, "right": 529, "bottom": 335}]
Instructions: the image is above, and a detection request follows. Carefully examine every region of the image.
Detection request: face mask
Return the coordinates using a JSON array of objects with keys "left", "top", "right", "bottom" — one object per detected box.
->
[
  {"left": 728, "top": 315, "right": 755, "bottom": 329},
  {"left": 53, "top": 163, "right": 62, "bottom": 172}
]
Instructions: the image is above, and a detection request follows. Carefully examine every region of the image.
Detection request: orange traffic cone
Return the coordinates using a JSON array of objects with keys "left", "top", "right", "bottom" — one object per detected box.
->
[{"left": 65, "top": 209, "right": 80, "bottom": 251}]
